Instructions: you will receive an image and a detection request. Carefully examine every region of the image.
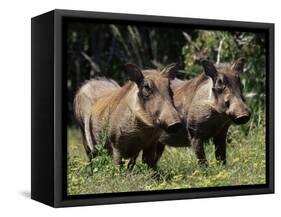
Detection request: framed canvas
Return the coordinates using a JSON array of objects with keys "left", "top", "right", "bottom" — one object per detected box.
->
[{"left": 31, "top": 9, "right": 274, "bottom": 207}]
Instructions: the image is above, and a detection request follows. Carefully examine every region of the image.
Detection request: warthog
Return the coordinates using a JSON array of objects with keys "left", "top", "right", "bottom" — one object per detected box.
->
[
  {"left": 147, "top": 58, "right": 251, "bottom": 166},
  {"left": 74, "top": 63, "right": 182, "bottom": 169}
]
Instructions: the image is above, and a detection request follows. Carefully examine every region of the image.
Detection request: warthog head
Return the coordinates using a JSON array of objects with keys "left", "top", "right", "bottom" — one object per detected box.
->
[
  {"left": 202, "top": 58, "right": 251, "bottom": 125},
  {"left": 126, "top": 63, "right": 182, "bottom": 132}
]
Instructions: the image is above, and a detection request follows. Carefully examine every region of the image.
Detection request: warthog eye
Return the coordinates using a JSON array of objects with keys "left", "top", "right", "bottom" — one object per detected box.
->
[
  {"left": 225, "top": 100, "right": 230, "bottom": 108},
  {"left": 214, "top": 78, "right": 225, "bottom": 94},
  {"left": 141, "top": 80, "right": 154, "bottom": 98}
]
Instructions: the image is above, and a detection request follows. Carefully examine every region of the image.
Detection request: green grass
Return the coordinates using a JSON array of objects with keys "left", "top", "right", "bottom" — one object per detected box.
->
[{"left": 67, "top": 121, "right": 266, "bottom": 195}]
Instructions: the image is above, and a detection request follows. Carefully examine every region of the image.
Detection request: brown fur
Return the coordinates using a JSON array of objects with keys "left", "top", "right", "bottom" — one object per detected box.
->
[
  {"left": 173, "top": 73, "right": 209, "bottom": 114},
  {"left": 74, "top": 64, "right": 182, "bottom": 169},
  {"left": 92, "top": 82, "right": 135, "bottom": 117},
  {"left": 150, "top": 59, "right": 251, "bottom": 167}
]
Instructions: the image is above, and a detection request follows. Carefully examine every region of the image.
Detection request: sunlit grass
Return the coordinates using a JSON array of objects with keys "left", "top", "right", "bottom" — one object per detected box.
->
[{"left": 67, "top": 121, "right": 266, "bottom": 195}]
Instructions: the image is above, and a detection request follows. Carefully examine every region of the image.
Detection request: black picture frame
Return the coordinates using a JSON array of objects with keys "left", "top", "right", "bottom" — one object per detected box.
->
[{"left": 31, "top": 9, "right": 274, "bottom": 207}]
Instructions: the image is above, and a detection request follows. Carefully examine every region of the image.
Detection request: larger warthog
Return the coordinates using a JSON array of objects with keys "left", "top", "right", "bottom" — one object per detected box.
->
[
  {"left": 74, "top": 63, "right": 182, "bottom": 169},
  {"left": 149, "top": 58, "right": 251, "bottom": 166}
]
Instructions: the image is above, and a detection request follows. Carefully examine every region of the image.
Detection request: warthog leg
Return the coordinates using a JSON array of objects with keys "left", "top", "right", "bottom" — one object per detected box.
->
[
  {"left": 80, "top": 129, "right": 92, "bottom": 161},
  {"left": 83, "top": 115, "right": 99, "bottom": 160},
  {"left": 190, "top": 137, "right": 208, "bottom": 166},
  {"left": 154, "top": 141, "right": 165, "bottom": 165},
  {"left": 126, "top": 154, "right": 138, "bottom": 170},
  {"left": 213, "top": 127, "right": 228, "bottom": 165},
  {"left": 112, "top": 146, "right": 122, "bottom": 166},
  {"left": 142, "top": 144, "right": 159, "bottom": 170}
]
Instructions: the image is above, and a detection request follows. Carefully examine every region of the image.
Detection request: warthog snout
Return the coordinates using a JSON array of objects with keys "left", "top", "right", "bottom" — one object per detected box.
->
[
  {"left": 166, "top": 122, "right": 182, "bottom": 133},
  {"left": 233, "top": 112, "right": 251, "bottom": 125},
  {"left": 158, "top": 101, "right": 182, "bottom": 133},
  {"left": 229, "top": 98, "right": 251, "bottom": 125}
]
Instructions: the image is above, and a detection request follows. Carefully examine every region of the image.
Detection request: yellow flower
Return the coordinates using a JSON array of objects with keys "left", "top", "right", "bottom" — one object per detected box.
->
[{"left": 191, "top": 170, "right": 200, "bottom": 176}]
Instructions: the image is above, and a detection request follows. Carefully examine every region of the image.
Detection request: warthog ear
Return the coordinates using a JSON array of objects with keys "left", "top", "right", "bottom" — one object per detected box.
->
[
  {"left": 161, "top": 63, "right": 178, "bottom": 80},
  {"left": 201, "top": 60, "right": 217, "bottom": 82},
  {"left": 231, "top": 58, "right": 245, "bottom": 75},
  {"left": 125, "top": 63, "right": 144, "bottom": 86}
]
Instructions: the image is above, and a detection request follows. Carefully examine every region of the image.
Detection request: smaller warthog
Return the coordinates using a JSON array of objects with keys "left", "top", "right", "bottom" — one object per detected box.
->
[
  {"left": 150, "top": 58, "right": 251, "bottom": 166},
  {"left": 74, "top": 63, "right": 182, "bottom": 169}
]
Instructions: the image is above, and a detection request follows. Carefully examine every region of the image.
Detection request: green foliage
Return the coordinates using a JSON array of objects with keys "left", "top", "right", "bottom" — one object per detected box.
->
[
  {"left": 67, "top": 118, "right": 266, "bottom": 194},
  {"left": 96, "top": 116, "right": 110, "bottom": 156}
]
